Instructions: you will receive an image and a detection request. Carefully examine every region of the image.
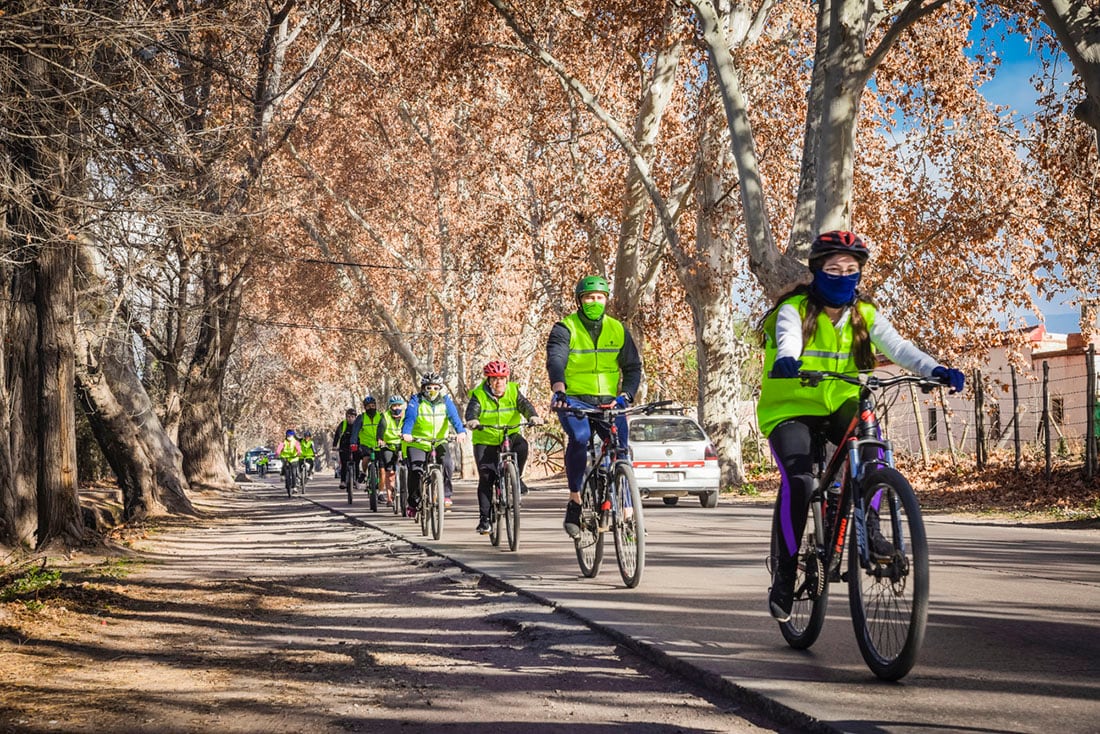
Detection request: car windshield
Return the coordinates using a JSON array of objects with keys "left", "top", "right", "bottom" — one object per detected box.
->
[{"left": 629, "top": 418, "right": 706, "bottom": 443}]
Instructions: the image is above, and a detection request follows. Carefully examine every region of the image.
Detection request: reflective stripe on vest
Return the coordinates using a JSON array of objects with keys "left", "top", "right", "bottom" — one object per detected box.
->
[
  {"left": 471, "top": 381, "right": 521, "bottom": 446},
  {"left": 756, "top": 295, "right": 877, "bottom": 437},
  {"left": 561, "top": 312, "right": 624, "bottom": 397},
  {"left": 409, "top": 399, "right": 449, "bottom": 451}
]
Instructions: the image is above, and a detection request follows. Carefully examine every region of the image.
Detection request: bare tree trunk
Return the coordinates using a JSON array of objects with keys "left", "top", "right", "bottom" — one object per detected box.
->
[
  {"left": 3, "top": 269, "right": 41, "bottom": 547},
  {"left": 35, "top": 236, "right": 84, "bottom": 546},
  {"left": 179, "top": 261, "right": 242, "bottom": 489}
]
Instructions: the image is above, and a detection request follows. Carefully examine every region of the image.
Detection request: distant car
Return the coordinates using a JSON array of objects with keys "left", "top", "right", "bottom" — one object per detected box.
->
[
  {"left": 628, "top": 411, "right": 720, "bottom": 508},
  {"left": 243, "top": 447, "right": 281, "bottom": 475}
]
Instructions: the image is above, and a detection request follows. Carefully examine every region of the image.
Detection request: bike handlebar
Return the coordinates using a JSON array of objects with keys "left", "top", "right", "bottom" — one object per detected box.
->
[
  {"left": 554, "top": 399, "right": 679, "bottom": 419},
  {"left": 798, "top": 370, "right": 945, "bottom": 393}
]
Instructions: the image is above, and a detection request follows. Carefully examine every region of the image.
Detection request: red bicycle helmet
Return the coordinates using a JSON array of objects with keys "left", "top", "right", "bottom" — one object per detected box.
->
[
  {"left": 808, "top": 230, "right": 870, "bottom": 269},
  {"left": 484, "top": 360, "right": 510, "bottom": 378}
]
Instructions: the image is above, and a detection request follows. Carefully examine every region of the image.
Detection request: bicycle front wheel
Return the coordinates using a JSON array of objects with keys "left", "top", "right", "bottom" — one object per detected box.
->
[
  {"left": 772, "top": 496, "right": 829, "bottom": 649},
  {"left": 611, "top": 463, "right": 645, "bottom": 588},
  {"left": 393, "top": 464, "right": 407, "bottom": 515},
  {"left": 368, "top": 461, "right": 379, "bottom": 513},
  {"left": 502, "top": 461, "right": 520, "bottom": 552},
  {"left": 428, "top": 468, "right": 444, "bottom": 540},
  {"left": 574, "top": 469, "right": 604, "bottom": 578},
  {"left": 848, "top": 467, "right": 929, "bottom": 681}
]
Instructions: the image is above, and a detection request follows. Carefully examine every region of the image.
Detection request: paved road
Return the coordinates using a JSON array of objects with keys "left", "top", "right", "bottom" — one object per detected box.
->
[{"left": 268, "top": 471, "right": 1100, "bottom": 734}]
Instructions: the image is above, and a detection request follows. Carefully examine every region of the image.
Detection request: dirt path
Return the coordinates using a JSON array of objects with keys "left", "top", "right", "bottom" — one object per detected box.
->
[{"left": 0, "top": 488, "right": 791, "bottom": 733}]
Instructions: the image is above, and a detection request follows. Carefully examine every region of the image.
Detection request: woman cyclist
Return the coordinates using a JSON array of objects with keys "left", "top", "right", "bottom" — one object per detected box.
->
[
  {"left": 378, "top": 395, "right": 407, "bottom": 506},
  {"left": 465, "top": 360, "right": 545, "bottom": 534},
  {"left": 401, "top": 373, "right": 467, "bottom": 517},
  {"left": 757, "top": 230, "right": 965, "bottom": 623}
]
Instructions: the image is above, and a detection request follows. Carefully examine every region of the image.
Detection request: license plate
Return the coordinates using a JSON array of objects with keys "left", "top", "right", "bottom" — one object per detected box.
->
[{"left": 656, "top": 472, "right": 680, "bottom": 482}]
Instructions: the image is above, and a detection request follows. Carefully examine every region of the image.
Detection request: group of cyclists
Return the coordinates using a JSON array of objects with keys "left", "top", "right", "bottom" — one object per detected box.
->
[{"left": 260, "top": 230, "right": 969, "bottom": 623}]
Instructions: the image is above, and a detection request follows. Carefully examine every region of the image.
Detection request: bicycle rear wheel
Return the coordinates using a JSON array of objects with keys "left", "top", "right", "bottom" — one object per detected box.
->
[
  {"left": 611, "top": 463, "right": 645, "bottom": 588},
  {"left": 502, "top": 461, "right": 520, "bottom": 552},
  {"left": 848, "top": 467, "right": 929, "bottom": 681},
  {"left": 574, "top": 469, "right": 604, "bottom": 578},
  {"left": 428, "top": 467, "right": 444, "bottom": 540},
  {"left": 368, "top": 461, "right": 379, "bottom": 513},
  {"left": 772, "top": 496, "right": 829, "bottom": 649}
]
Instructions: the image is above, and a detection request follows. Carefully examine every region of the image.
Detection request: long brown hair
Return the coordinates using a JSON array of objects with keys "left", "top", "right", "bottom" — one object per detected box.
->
[{"left": 756, "top": 285, "right": 875, "bottom": 370}]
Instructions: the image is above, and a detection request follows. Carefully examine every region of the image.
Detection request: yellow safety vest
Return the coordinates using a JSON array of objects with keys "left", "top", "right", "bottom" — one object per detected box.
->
[
  {"left": 561, "top": 312, "right": 624, "bottom": 397},
  {"left": 757, "top": 295, "right": 877, "bottom": 437},
  {"left": 470, "top": 381, "right": 521, "bottom": 446}
]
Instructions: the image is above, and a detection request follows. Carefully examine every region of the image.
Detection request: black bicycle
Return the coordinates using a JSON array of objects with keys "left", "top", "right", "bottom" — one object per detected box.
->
[
  {"left": 558, "top": 400, "right": 674, "bottom": 588},
  {"left": 478, "top": 421, "right": 532, "bottom": 552},
  {"left": 283, "top": 458, "right": 299, "bottom": 497},
  {"left": 415, "top": 438, "right": 447, "bottom": 540},
  {"left": 361, "top": 447, "right": 381, "bottom": 513},
  {"left": 343, "top": 449, "right": 359, "bottom": 505},
  {"left": 770, "top": 370, "right": 934, "bottom": 681},
  {"left": 383, "top": 442, "right": 407, "bottom": 516}
]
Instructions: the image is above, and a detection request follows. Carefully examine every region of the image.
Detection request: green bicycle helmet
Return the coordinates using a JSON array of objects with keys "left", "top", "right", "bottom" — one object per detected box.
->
[{"left": 574, "top": 275, "right": 610, "bottom": 302}]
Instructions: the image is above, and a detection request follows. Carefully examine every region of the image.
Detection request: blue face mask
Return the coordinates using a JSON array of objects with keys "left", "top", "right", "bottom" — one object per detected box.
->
[
  {"left": 581, "top": 301, "right": 606, "bottom": 321},
  {"left": 812, "top": 270, "right": 861, "bottom": 307}
]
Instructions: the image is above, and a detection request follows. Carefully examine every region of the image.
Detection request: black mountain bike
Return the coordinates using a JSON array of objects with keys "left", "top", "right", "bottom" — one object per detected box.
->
[
  {"left": 416, "top": 438, "right": 447, "bottom": 540},
  {"left": 362, "top": 448, "right": 381, "bottom": 513},
  {"left": 770, "top": 370, "right": 935, "bottom": 681},
  {"left": 283, "top": 458, "right": 299, "bottom": 497},
  {"left": 559, "top": 400, "right": 673, "bottom": 588},
  {"left": 388, "top": 443, "right": 408, "bottom": 516},
  {"left": 478, "top": 422, "right": 531, "bottom": 552},
  {"left": 344, "top": 450, "right": 359, "bottom": 505}
]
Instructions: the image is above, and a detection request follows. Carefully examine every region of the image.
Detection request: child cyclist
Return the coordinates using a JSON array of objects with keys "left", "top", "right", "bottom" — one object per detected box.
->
[
  {"left": 377, "top": 395, "right": 407, "bottom": 506},
  {"left": 757, "top": 230, "right": 965, "bottom": 623}
]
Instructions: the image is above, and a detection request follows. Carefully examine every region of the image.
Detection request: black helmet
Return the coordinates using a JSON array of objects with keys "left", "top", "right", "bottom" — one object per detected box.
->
[
  {"left": 420, "top": 372, "right": 443, "bottom": 387},
  {"left": 808, "top": 230, "right": 870, "bottom": 270},
  {"left": 362, "top": 395, "right": 376, "bottom": 407}
]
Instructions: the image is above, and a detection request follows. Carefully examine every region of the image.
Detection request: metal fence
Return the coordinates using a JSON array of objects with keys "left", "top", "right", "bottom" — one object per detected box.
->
[{"left": 745, "top": 344, "right": 1099, "bottom": 480}]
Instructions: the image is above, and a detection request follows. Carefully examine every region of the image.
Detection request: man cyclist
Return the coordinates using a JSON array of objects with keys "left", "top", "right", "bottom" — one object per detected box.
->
[
  {"left": 757, "top": 230, "right": 965, "bottom": 622},
  {"left": 350, "top": 396, "right": 384, "bottom": 489},
  {"left": 465, "top": 360, "right": 545, "bottom": 534},
  {"left": 332, "top": 408, "right": 357, "bottom": 490},
  {"left": 378, "top": 395, "right": 407, "bottom": 506},
  {"left": 546, "top": 275, "right": 642, "bottom": 539},
  {"left": 401, "top": 373, "right": 467, "bottom": 518},
  {"left": 277, "top": 429, "right": 302, "bottom": 492}
]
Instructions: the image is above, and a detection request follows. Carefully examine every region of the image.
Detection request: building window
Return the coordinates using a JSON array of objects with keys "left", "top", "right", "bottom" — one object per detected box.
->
[{"left": 928, "top": 406, "right": 938, "bottom": 441}]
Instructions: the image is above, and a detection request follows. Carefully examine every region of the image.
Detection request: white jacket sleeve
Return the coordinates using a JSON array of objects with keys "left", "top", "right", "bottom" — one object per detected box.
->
[
  {"left": 774, "top": 304, "right": 804, "bottom": 358},
  {"left": 870, "top": 313, "right": 939, "bottom": 377}
]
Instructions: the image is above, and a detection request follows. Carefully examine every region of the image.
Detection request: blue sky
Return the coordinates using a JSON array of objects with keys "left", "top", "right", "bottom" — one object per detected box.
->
[{"left": 967, "top": 17, "right": 1089, "bottom": 335}]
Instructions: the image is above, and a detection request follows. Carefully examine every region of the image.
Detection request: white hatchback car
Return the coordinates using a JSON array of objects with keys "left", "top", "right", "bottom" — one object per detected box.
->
[{"left": 628, "top": 412, "right": 720, "bottom": 508}]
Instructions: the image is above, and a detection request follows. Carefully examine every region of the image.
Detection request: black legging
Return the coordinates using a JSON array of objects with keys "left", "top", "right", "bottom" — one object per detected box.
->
[
  {"left": 473, "top": 435, "right": 529, "bottom": 520},
  {"left": 768, "top": 400, "right": 856, "bottom": 562},
  {"left": 405, "top": 444, "right": 454, "bottom": 510}
]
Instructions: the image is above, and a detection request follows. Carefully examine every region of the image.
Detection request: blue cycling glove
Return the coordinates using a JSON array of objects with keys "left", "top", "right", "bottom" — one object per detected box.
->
[
  {"left": 615, "top": 394, "right": 630, "bottom": 409},
  {"left": 771, "top": 356, "right": 802, "bottom": 379},
  {"left": 932, "top": 366, "right": 965, "bottom": 393}
]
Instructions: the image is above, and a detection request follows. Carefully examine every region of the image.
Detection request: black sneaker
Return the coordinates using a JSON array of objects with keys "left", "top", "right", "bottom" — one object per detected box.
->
[
  {"left": 768, "top": 560, "right": 796, "bottom": 622},
  {"left": 563, "top": 500, "right": 583, "bottom": 538},
  {"left": 867, "top": 509, "right": 895, "bottom": 560},
  {"left": 476, "top": 519, "right": 491, "bottom": 534}
]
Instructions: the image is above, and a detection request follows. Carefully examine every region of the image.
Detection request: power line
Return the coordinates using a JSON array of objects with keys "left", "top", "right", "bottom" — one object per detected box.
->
[{"left": 239, "top": 313, "right": 521, "bottom": 338}]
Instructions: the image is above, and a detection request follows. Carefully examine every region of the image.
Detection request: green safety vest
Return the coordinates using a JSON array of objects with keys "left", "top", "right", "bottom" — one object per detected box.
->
[
  {"left": 299, "top": 438, "right": 315, "bottom": 459},
  {"left": 470, "top": 381, "right": 521, "bottom": 446},
  {"left": 357, "top": 411, "right": 383, "bottom": 445},
  {"left": 409, "top": 398, "right": 449, "bottom": 451},
  {"left": 561, "top": 312, "right": 625, "bottom": 397},
  {"left": 279, "top": 439, "right": 301, "bottom": 461},
  {"left": 380, "top": 410, "right": 404, "bottom": 445},
  {"left": 757, "top": 295, "right": 877, "bottom": 437}
]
